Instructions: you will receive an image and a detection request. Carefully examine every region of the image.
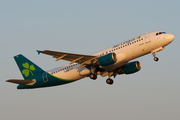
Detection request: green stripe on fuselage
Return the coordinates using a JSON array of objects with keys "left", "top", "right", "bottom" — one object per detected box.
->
[{"left": 17, "top": 72, "right": 78, "bottom": 89}]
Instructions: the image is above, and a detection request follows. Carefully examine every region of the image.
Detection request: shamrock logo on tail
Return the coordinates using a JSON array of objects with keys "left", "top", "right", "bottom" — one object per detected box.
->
[{"left": 22, "top": 62, "right": 35, "bottom": 77}]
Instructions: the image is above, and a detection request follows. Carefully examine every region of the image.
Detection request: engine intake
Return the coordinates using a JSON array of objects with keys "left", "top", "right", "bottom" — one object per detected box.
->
[
  {"left": 122, "top": 61, "right": 141, "bottom": 74},
  {"left": 98, "top": 53, "right": 117, "bottom": 66}
]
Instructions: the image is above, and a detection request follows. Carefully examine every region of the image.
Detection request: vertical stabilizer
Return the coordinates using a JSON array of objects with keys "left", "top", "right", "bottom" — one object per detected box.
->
[{"left": 14, "top": 54, "right": 44, "bottom": 80}]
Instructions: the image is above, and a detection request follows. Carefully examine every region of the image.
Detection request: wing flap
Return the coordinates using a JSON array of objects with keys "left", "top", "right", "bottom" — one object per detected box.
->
[{"left": 6, "top": 79, "right": 36, "bottom": 85}]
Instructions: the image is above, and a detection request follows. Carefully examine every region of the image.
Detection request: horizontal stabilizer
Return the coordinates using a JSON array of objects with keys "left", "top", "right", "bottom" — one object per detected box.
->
[{"left": 6, "top": 79, "right": 36, "bottom": 85}]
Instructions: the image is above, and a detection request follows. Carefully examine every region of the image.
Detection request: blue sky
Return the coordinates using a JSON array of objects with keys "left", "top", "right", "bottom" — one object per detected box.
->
[{"left": 1, "top": 0, "right": 180, "bottom": 120}]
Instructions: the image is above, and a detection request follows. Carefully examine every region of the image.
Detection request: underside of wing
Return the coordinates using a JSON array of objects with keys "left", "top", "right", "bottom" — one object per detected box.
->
[{"left": 37, "top": 50, "right": 98, "bottom": 66}]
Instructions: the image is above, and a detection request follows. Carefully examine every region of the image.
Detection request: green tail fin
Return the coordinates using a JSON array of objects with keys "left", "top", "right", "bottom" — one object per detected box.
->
[{"left": 14, "top": 54, "right": 44, "bottom": 80}]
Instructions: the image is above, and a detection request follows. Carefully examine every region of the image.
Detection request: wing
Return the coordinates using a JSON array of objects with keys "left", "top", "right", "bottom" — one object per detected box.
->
[{"left": 37, "top": 50, "right": 98, "bottom": 67}]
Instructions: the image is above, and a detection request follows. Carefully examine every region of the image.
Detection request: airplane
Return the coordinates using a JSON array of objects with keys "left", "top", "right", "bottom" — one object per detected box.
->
[{"left": 6, "top": 31, "right": 175, "bottom": 89}]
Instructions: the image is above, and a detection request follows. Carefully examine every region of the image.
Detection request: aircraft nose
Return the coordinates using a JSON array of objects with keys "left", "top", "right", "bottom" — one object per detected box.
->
[{"left": 168, "top": 34, "right": 175, "bottom": 42}]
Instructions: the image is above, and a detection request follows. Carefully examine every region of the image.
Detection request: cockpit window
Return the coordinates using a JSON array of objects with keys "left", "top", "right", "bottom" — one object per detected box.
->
[
  {"left": 156, "top": 32, "right": 166, "bottom": 36},
  {"left": 162, "top": 32, "right": 166, "bottom": 34}
]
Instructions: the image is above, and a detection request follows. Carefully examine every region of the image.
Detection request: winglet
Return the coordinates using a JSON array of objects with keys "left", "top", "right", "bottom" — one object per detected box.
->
[{"left": 36, "top": 50, "right": 42, "bottom": 55}]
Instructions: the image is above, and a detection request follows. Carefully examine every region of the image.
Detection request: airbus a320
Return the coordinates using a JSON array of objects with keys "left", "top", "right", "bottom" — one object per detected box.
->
[{"left": 7, "top": 31, "right": 175, "bottom": 89}]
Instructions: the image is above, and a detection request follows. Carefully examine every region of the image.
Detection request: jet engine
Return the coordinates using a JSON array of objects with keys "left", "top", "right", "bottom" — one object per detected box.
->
[
  {"left": 121, "top": 61, "right": 141, "bottom": 74},
  {"left": 98, "top": 53, "right": 117, "bottom": 66}
]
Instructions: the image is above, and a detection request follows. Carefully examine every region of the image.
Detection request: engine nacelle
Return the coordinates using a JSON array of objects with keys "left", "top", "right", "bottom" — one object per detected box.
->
[
  {"left": 122, "top": 61, "right": 141, "bottom": 74},
  {"left": 98, "top": 53, "right": 117, "bottom": 66}
]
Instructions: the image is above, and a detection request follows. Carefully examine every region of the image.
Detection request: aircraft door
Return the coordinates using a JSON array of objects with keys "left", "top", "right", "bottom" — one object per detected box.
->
[
  {"left": 42, "top": 72, "right": 48, "bottom": 83},
  {"left": 144, "top": 33, "right": 151, "bottom": 44}
]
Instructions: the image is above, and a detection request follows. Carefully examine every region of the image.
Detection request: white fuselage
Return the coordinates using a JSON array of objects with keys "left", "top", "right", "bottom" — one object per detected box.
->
[{"left": 47, "top": 31, "right": 174, "bottom": 81}]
